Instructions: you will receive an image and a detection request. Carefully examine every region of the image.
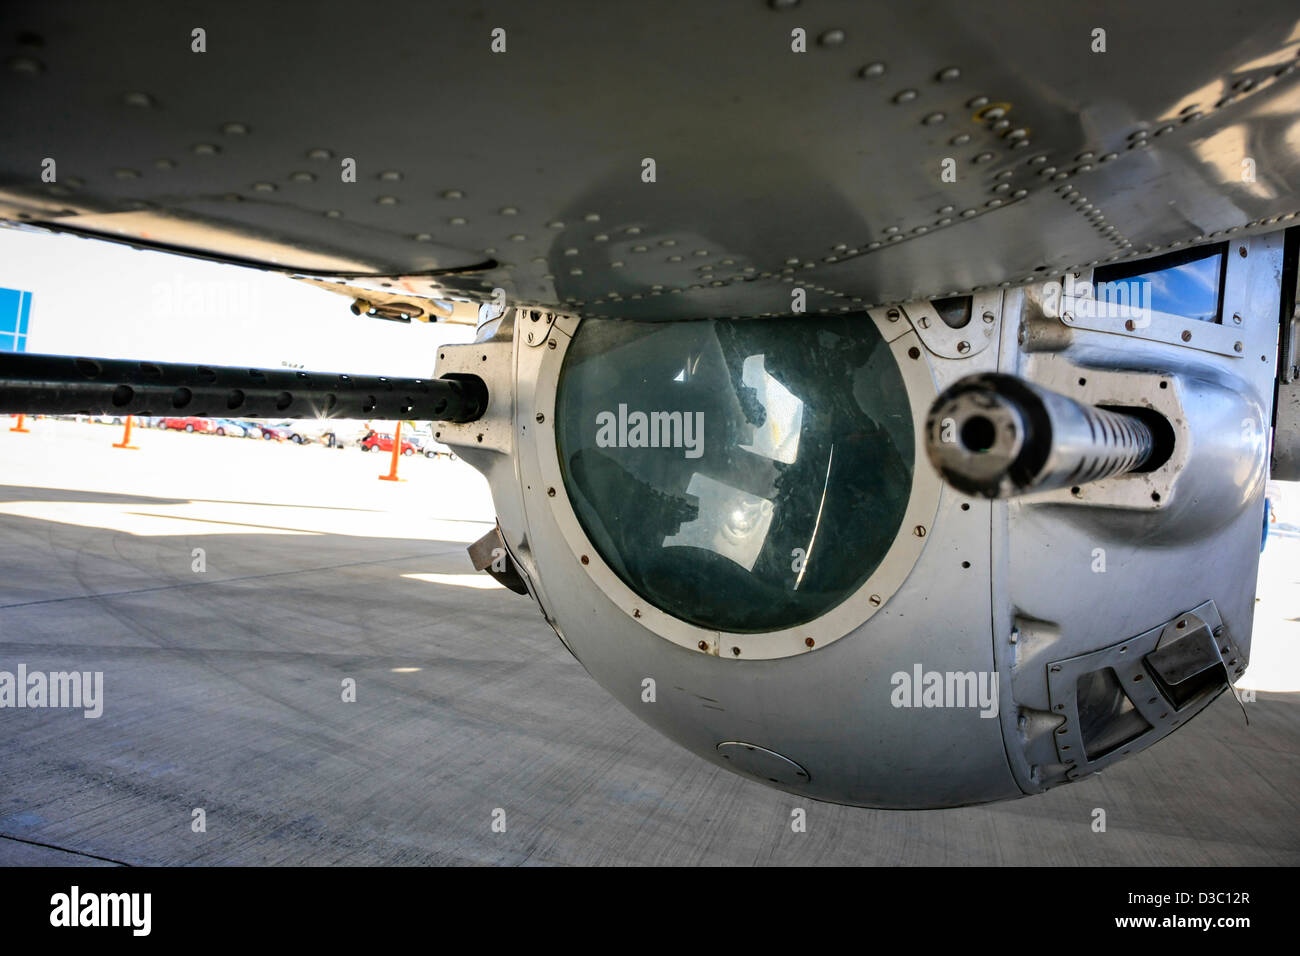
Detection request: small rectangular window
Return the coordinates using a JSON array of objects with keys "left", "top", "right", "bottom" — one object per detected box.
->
[{"left": 1093, "top": 244, "right": 1226, "bottom": 323}]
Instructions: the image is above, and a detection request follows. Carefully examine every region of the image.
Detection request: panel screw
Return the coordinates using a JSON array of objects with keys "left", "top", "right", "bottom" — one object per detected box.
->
[
  {"left": 805, "top": 637, "right": 815, "bottom": 647},
  {"left": 918, "top": 316, "right": 930, "bottom": 329},
  {"left": 1232, "top": 313, "right": 1241, "bottom": 325},
  {"left": 886, "top": 308, "right": 900, "bottom": 321},
  {"left": 957, "top": 341, "right": 971, "bottom": 353},
  {"left": 698, "top": 641, "right": 709, "bottom": 651},
  {"left": 982, "top": 311, "right": 995, "bottom": 324},
  {"left": 1239, "top": 245, "right": 1247, "bottom": 258},
  {"left": 535, "top": 412, "right": 545, "bottom": 423},
  {"left": 547, "top": 339, "right": 557, "bottom": 350},
  {"left": 731, "top": 646, "right": 741, "bottom": 656},
  {"left": 869, "top": 594, "right": 882, "bottom": 606},
  {"left": 580, "top": 555, "right": 589, "bottom": 565},
  {"left": 1234, "top": 341, "right": 1243, "bottom": 352},
  {"left": 547, "top": 487, "right": 556, "bottom": 497},
  {"left": 1125, "top": 319, "right": 1137, "bottom": 331},
  {"left": 1062, "top": 312, "right": 1074, "bottom": 323},
  {"left": 1181, "top": 330, "right": 1192, "bottom": 342},
  {"left": 913, "top": 525, "right": 927, "bottom": 537}
]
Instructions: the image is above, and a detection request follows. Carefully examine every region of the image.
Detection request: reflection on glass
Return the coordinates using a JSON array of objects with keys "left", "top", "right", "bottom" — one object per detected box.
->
[
  {"left": 1094, "top": 247, "right": 1224, "bottom": 323},
  {"left": 738, "top": 354, "right": 803, "bottom": 465},
  {"left": 556, "top": 314, "right": 914, "bottom": 633},
  {"left": 662, "top": 473, "right": 775, "bottom": 572}
]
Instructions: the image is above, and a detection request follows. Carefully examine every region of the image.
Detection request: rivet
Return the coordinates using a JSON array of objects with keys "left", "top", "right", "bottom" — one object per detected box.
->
[
  {"left": 817, "top": 29, "right": 845, "bottom": 46},
  {"left": 442, "top": 189, "right": 464, "bottom": 199},
  {"left": 123, "top": 91, "right": 155, "bottom": 108},
  {"left": 922, "top": 111, "right": 946, "bottom": 125},
  {"left": 950, "top": 133, "right": 971, "bottom": 146},
  {"left": 191, "top": 143, "right": 219, "bottom": 155},
  {"left": 859, "top": 62, "right": 886, "bottom": 78},
  {"left": 221, "top": 121, "right": 249, "bottom": 135},
  {"left": 974, "top": 152, "right": 994, "bottom": 163},
  {"left": 893, "top": 89, "right": 918, "bottom": 104}
]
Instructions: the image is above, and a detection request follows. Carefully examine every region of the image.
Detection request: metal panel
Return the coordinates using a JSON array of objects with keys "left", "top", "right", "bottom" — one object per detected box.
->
[{"left": 2, "top": 0, "right": 1298, "bottom": 318}]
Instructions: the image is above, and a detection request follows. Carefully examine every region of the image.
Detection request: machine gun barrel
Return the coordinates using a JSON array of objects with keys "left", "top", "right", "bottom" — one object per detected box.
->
[
  {"left": 0, "top": 353, "right": 486, "bottom": 423},
  {"left": 925, "top": 373, "right": 1156, "bottom": 498}
]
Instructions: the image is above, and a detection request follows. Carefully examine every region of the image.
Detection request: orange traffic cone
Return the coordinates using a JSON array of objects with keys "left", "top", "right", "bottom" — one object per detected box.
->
[
  {"left": 379, "top": 419, "right": 404, "bottom": 481},
  {"left": 112, "top": 415, "right": 139, "bottom": 450}
]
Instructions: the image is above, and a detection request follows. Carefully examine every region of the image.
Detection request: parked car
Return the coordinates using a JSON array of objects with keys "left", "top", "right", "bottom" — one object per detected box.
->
[
  {"left": 254, "top": 421, "right": 306, "bottom": 442},
  {"left": 410, "top": 433, "right": 456, "bottom": 459},
  {"left": 294, "top": 420, "right": 364, "bottom": 448},
  {"left": 211, "top": 418, "right": 249, "bottom": 438},
  {"left": 359, "top": 430, "right": 416, "bottom": 455},
  {"left": 161, "top": 417, "right": 213, "bottom": 434}
]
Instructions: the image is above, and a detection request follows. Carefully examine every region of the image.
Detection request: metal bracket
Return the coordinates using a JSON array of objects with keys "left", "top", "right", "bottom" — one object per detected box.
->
[
  {"left": 1046, "top": 600, "right": 1244, "bottom": 780},
  {"left": 900, "top": 290, "right": 1002, "bottom": 359},
  {"left": 520, "top": 308, "right": 557, "bottom": 347},
  {"left": 432, "top": 309, "right": 517, "bottom": 461}
]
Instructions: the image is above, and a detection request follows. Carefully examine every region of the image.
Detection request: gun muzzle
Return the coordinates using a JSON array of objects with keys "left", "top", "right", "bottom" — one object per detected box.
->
[{"left": 925, "top": 373, "right": 1155, "bottom": 498}]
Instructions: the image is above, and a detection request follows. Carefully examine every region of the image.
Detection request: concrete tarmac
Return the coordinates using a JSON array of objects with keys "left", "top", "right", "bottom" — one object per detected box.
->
[{"left": 0, "top": 420, "right": 1296, "bottom": 865}]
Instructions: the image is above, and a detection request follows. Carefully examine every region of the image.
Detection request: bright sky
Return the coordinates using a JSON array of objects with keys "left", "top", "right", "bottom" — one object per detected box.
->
[{"left": 0, "top": 225, "right": 476, "bottom": 376}]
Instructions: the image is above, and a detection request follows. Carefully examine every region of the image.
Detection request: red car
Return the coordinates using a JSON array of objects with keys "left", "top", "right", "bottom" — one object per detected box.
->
[
  {"left": 359, "top": 431, "right": 416, "bottom": 455},
  {"left": 160, "top": 417, "right": 213, "bottom": 434}
]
